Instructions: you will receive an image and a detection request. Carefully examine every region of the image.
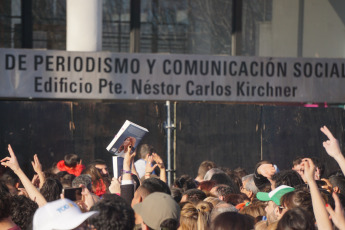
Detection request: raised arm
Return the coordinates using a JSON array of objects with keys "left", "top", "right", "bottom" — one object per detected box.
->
[
  {"left": 1, "top": 145, "right": 47, "bottom": 207},
  {"left": 121, "top": 145, "right": 135, "bottom": 204},
  {"left": 304, "top": 158, "right": 332, "bottom": 230},
  {"left": 320, "top": 126, "right": 345, "bottom": 175},
  {"left": 31, "top": 154, "right": 45, "bottom": 189},
  {"left": 152, "top": 153, "right": 167, "bottom": 183},
  {"left": 326, "top": 192, "right": 345, "bottom": 230}
]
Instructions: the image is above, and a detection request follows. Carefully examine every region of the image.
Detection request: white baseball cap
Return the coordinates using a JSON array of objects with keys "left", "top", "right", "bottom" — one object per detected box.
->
[{"left": 33, "top": 198, "right": 98, "bottom": 230}]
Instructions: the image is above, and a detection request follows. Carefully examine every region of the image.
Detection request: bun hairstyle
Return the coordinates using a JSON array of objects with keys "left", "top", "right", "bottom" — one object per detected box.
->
[
  {"left": 196, "top": 201, "right": 213, "bottom": 230},
  {"left": 179, "top": 202, "right": 198, "bottom": 230}
]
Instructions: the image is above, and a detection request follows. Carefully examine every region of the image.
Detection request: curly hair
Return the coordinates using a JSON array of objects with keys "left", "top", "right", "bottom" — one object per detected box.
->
[
  {"left": 183, "top": 189, "right": 207, "bottom": 205},
  {"left": 0, "top": 192, "right": 11, "bottom": 220},
  {"left": 173, "top": 175, "right": 197, "bottom": 192},
  {"left": 89, "top": 196, "right": 135, "bottom": 230},
  {"left": 11, "top": 195, "right": 38, "bottom": 230},
  {"left": 40, "top": 178, "right": 63, "bottom": 202}
]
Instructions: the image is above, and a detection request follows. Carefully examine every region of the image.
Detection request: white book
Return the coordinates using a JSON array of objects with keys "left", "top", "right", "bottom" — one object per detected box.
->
[
  {"left": 112, "top": 156, "right": 124, "bottom": 179},
  {"left": 106, "top": 120, "right": 149, "bottom": 156}
]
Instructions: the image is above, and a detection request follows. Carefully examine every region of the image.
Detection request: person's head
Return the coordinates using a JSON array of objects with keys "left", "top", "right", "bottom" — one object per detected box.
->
[
  {"left": 209, "top": 212, "right": 254, "bottom": 230},
  {"left": 132, "top": 177, "right": 171, "bottom": 207},
  {"left": 10, "top": 195, "right": 38, "bottom": 230},
  {"left": 204, "top": 197, "right": 223, "bottom": 208},
  {"left": 173, "top": 174, "right": 197, "bottom": 192},
  {"left": 256, "top": 185, "right": 295, "bottom": 224},
  {"left": 233, "top": 167, "right": 248, "bottom": 178},
  {"left": 197, "top": 161, "right": 217, "bottom": 181},
  {"left": 57, "top": 171, "right": 76, "bottom": 188},
  {"left": 241, "top": 174, "right": 259, "bottom": 200},
  {"left": 89, "top": 195, "right": 135, "bottom": 230},
  {"left": 137, "top": 144, "right": 155, "bottom": 160},
  {"left": 277, "top": 207, "right": 315, "bottom": 230},
  {"left": 90, "top": 159, "right": 110, "bottom": 177},
  {"left": 180, "top": 189, "right": 207, "bottom": 205},
  {"left": 72, "top": 174, "right": 92, "bottom": 192},
  {"left": 292, "top": 157, "right": 303, "bottom": 170},
  {"left": 0, "top": 169, "right": 20, "bottom": 195},
  {"left": 82, "top": 164, "right": 105, "bottom": 195},
  {"left": 33, "top": 198, "right": 98, "bottom": 230},
  {"left": 204, "top": 168, "right": 224, "bottom": 181},
  {"left": 170, "top": 187, "right": 183, "bottom": 203},
  {"left": 196, "top": 201, "right": 213, "bottom": 229},
  {"left": 133, "top": 192, "right": 180, "bottom": 230},
  {"left": 64, "top": 154, "right": 80, "bottom": 168},
  {"left": 226, "top": 172, "right": 243, "bottom": 192},
  {"left": 224, "top": 193, "right": 249, "bottom": 206},
  {"left": 271, "top": 170, "right": 305, "bottom": 190},
  {"left": 328, "top": 175, "right": 345, "bottom": 196},
  {"left": 40, "top": 178, "right": 63, "bottom": 202},
  {"left": 210, "top": 202, "right": 238, "bottom": 221},
  {"left": 292, "top": 157, "right": 305, "bottom": 181},
  {"left": 0, "top": 189, "right": 12, "bottom": 220},
  {"left": 179, "top": 202, "right": 198, "bottom": 230},
  {"left": 239, "top": 202, "right": 266, "bottom": 219},
  {"left": 198, "top": 180, "right": 217, "bottom": 192},
  {"left": 0, "top": 181, "right": 10, "bottom": 196},
  {"left": 279, "top": 188, "right": 313, "bottom": 220},
  {"left": 210, "top": 173, "right": 240, "bottom": 194},
  {"left": 211, "top": 184, "right": 236, "bottom": 200}
]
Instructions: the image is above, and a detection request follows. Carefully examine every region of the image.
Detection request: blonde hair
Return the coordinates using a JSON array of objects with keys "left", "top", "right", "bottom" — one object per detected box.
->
[
  {"left": 239, "top": 203, "right": 266, "bottom": 218},
  {"left": 196, "top": 201, "right": 213, "bottom": 230},
  {"left": 204, "top": 197, "right": 222, "bottom": 208},
  {"left": 179, "top": 202, "right": 198, "bottom": 230}
]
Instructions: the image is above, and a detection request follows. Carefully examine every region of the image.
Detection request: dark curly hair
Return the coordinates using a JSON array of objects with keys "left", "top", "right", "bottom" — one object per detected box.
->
[
  {"left": 0, "top": 192, "right": 11, "bottom": 220},
  {"left": 40, "top": 178, "right": 63, "bottom": 202},
  {"left": 272, "top": 170, "right": 305, "bottom": 188},
  {"left": 173, "top": 175, "right": 197, "bottom": 192},
  {"left": 10, "top": 195, "right": 38, "bottom": 230},
  {"left": 89, "top": 196, "right": 135, "bottom": 230}
]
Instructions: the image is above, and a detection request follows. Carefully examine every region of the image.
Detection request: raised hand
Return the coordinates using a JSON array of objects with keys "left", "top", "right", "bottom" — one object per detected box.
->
[
  {"left": 152, "top": 153, "right": 165, "bottom": 169},
  {"left": 1, "top": 144, "right": 20, "bottom": 173},
  {"left": 31, "top": 154, "right": 43, "bottom": 173},
  {"left": 321, "top": 126, "right": 343, "bottom": 159},
  {"left": 326, "top": 192, "right": 345, "bottom": 230},
  {"left": 303, "top": 158, "right": 316, "bottom": 184},
  {"left": 145, "top": 155, "right": 158, "bottom": 174},
  {"left": 257, "top": 163, "right": 276, "bottom": 179},
  {"left": 1, "top": 144, "right": 47, "bottom": 207},
  {"left": 152, "top": 153, "right": 167, "bottom": 183}
]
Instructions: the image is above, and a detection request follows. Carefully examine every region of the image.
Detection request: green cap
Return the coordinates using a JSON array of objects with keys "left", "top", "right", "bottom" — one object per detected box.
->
[{"left": 256, "top": 185, "right": 295, "bottom": 206}]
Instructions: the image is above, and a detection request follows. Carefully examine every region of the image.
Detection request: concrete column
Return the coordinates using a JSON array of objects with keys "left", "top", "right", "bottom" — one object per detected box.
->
[{"left": 66, "top": 0, "right": 102, "bottom": 51}]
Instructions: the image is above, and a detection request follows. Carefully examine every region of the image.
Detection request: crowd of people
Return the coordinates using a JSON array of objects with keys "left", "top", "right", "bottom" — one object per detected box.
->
[{"left": 1, "top": 125, "right": 345, "bottom": 230}]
